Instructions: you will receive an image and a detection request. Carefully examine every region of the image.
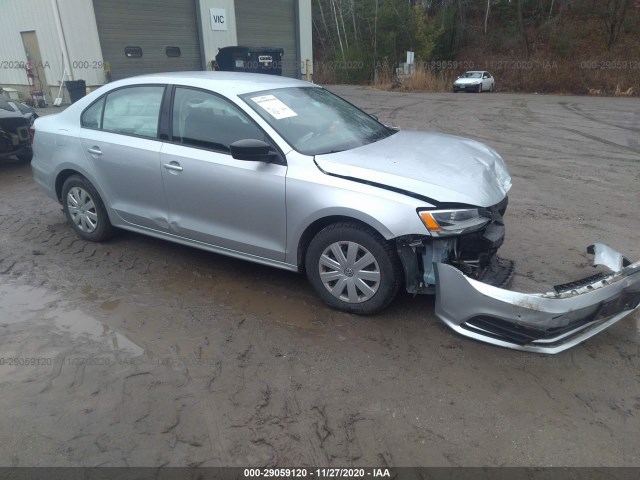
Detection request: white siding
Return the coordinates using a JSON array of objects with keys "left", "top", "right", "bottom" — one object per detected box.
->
[
  {"left": 198, "top": 0, "right": 238, "bottom": 70},
  {"left": 55, "top": 0, "right": 104, "bottom": 85},
  {"left": 0, "top": 0, "right": 104, "bottom": 93}
]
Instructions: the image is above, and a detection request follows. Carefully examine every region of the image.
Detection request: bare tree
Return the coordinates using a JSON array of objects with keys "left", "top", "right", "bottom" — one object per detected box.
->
[
  {"left": 484, "top": 0, "right": 491, "bottom": 33},
  {"left": 516, "top": 0, "right": 531, "bottom": 57},
  {"left": 330, "top": 0, "right": 345, "bottom": 58},
  {"left": 338, "top": 0, "right": 350, "bottom": 49},
  {"left": 349, "top": 0, "right": 358, "bottom": 43},
  {"left": 601, "top": 0, "right": 633, "bottom": 49}
]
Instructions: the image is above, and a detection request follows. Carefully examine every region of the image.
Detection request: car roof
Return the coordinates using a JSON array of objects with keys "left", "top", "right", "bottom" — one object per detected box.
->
[{"left": 108, "top": 71, "right": 317, "bottom": 96}]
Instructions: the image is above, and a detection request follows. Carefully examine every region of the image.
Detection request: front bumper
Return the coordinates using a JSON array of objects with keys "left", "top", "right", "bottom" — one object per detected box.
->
[
  {"left": 0, "top": 144, "right": 31, "bottom": 159},
  {"left": 453, "top": 83, "right": 480, "bottom": 92},
  {"left": 434, "top": 244, "right": 640, "bottom": 354}
]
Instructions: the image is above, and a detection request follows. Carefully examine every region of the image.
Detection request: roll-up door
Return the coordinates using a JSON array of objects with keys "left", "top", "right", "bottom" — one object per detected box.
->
[
  {"left": 235, "top": 0, "right": 299, "bottom": 78},
  {"left": 93, "top": 0, "right": 202, "bottom": 80}
]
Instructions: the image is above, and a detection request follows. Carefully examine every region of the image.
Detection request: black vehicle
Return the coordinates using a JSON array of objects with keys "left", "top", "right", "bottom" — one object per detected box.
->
[
  {"left": 0, "top": 98, "right": 33, "bottom": 162},
  {"left": 2, "top": 98, "right": 39, "bottom": 125}
]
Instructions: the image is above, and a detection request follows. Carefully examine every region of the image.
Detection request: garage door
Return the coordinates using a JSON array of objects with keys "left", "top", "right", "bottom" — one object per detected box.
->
[
  {"left": 235, "top": 0, "right": 299, "bottom": 78},
  {"left": 93, "top": 0, "right": 202, "bottom": 81}
]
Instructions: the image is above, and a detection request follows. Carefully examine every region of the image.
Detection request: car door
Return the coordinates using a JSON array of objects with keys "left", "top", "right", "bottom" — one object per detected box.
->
[
  {"left": 80, "top": 85, "right": 170, "bottom": 231},
  {"left": 159, "top": 86, "right": 287, "bottom": 261},
  {"left": 482, "top": 73, "right": 492, "bottom": 90}
]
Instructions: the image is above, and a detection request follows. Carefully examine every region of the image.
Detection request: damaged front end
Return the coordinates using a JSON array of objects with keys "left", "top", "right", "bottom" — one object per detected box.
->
[
  {"left": 434, "top": 244, "right": 640, "bottom": 354},
  {"left": 396, "top": 198, "right": 640, "bottom": 353},
  {"left": 397, "top": 196, "right": 513, "bottom": 295}
]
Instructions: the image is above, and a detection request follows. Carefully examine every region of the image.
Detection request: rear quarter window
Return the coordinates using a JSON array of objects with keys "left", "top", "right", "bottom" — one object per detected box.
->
[
  {"left": 81, "top": 97, "right": 105, "bottom": 129},
  {"left": 101, "top": 86, "right": 165, "bottom": 138}
]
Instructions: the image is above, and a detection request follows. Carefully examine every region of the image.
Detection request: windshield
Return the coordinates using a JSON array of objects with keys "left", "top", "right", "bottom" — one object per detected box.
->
[
  {"left": 461, "top": 72, "right": 482, "bottom": 78},
  {"left": 241, "top": 87, "right": 394, "bottom": 155}
]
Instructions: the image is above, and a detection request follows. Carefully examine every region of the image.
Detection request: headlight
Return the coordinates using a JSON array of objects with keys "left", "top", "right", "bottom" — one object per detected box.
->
[{"left": 418, "top": 209, "right": 490, "bottom": 237}]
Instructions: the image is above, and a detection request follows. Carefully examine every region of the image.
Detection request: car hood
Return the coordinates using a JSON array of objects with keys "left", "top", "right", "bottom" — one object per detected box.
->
[
  {"left": 314, "top": 130, "right": 512, "bottom": 207},
  {"left": 454, "top": 77, "right": 482, "bottom": 85}
]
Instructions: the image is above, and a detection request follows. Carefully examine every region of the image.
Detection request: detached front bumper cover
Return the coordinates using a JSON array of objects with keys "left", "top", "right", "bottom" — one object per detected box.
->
[{"left": 434, "top": 244, "right": 640, "bottom": 354}]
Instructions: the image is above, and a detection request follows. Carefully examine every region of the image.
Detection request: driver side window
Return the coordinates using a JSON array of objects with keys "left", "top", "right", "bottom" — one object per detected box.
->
[{"left": 171, "top": 87, "right": 265, "bottom": 153}]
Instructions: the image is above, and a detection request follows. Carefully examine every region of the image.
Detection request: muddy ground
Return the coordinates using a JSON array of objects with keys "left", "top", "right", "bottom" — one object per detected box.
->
[{"left": 0, "top": 89, "right": 639, "bottom": 467}]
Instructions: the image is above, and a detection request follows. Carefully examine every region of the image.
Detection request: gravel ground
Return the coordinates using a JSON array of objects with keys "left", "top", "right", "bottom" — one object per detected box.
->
[{"left": 0, "top": 88, "right": 638, "bottom": 467}]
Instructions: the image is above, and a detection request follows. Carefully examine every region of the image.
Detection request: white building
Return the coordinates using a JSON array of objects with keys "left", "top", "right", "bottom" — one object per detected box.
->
[{"left": 0, "top": 0, "right": 313, "bottom": 103}]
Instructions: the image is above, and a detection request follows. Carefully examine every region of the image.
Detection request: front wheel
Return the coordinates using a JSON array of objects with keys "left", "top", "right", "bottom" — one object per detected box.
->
[
  {"left": 305, "top": 222, "right": 403, "bottom": 315},
  {"left": 477, "top": 83, "right": 483, "bottom": 93},
  {"left": 61, "top": 175, "right": 115, "bottom": 242}
]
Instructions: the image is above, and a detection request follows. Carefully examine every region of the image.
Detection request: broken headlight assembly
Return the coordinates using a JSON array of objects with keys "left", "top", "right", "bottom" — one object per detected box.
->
[{"left": 418, "top": 208, "right": 491, "bottom": 236}]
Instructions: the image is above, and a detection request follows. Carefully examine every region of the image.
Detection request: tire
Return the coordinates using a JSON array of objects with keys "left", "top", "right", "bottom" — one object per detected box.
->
[
  {"left": 489, "top": 83, "right": 494, "bottom": 92},
  {"left": 305, "top": 222, "right": 403, "bottom": 315},
  {"left": 477, "top": 83, "right": 482, "bottom": 93},
  {"left": 61, "top": 175, "right": 114, "bottom": 242}
]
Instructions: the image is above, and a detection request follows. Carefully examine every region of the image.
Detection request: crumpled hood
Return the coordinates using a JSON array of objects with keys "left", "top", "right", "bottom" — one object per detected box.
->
[
  {"left": 314, "top": 130, "right": 512, "bottom": 207},
  {"left": 454, "top": 77, "right": 482, "bottom": 85}
]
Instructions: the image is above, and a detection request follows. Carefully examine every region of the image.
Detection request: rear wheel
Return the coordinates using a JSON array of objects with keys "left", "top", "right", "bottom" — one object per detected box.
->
[
  {"left": 489, "top": 83, "right": 494, "bottom": 92},
  {"left": 305, "top": 222, "right": 402, "bottom": 315},
  {"left": 61, "top": 175, "right": 114, "bottom": 242}
]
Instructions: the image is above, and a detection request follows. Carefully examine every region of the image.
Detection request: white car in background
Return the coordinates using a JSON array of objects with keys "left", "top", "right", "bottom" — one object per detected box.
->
[{"left": 453, "top": 71, "right": 495, "bottom": 93}]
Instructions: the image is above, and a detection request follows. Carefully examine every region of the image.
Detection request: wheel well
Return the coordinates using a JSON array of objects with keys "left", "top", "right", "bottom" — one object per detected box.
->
[
  {"left": 296, "top": 216, "right": 388, "bottom": 273},
  {"left": 55, "top": 169, "right": 83, "bottom": 201}
]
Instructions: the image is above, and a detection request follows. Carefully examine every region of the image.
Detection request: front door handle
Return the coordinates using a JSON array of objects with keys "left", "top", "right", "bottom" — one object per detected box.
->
[
  {"left": 87, "top": 147, "right": 102, "bottom": 155},
  {"left": 163, "top": 162, "right": 183, "bottom": 172}
]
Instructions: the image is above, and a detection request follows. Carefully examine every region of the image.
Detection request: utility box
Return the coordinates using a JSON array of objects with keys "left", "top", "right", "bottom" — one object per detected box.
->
[{"left": 215, "top": 46, "right": 284, "bottom": 76}]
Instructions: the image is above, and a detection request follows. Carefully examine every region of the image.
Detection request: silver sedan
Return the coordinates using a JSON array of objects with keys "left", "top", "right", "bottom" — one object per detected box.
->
[{"left": 31, "top": 72, "right": 640, "bottom": 353}]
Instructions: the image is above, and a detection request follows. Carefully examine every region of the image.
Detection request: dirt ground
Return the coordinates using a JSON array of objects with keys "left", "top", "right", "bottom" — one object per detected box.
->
[{"left": 0, "top": 89, "right": 639, "bottom": 467}]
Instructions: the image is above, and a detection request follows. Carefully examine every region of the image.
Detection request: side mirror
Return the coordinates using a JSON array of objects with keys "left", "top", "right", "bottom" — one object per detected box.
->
[{"left": 230, "top": 139, "right": 277, "bottom": 162}]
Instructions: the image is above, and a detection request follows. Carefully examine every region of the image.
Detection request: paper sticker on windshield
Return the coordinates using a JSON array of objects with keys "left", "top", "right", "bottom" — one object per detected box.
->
[{"left": 250, "top": 95, "right": 297, "bottom": 120}]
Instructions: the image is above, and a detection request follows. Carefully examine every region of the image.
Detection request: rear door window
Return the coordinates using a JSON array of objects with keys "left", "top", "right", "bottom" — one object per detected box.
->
[{"left": 102, "top": 86, "right": 165, "bottom": 138}]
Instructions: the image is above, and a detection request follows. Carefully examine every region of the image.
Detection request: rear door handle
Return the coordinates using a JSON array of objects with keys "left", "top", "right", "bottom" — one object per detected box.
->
[
  {"left": 87, "top": 147, "right": 102, "bottom": 155},
  {"left": 163, "top": 162, "right": 183, "bottom": 172}
]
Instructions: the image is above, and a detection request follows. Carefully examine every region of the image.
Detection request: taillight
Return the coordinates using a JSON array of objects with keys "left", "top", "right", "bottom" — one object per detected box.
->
[{"left": 29, "top": 126, "right": 35, "bottom": 144}]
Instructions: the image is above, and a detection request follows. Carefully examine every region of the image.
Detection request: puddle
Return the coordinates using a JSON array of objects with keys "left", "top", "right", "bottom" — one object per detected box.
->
[
  {"left": 52, "top": 309, "right": 144, "bottom": 356},
  {"left": 0, "top": 281, "right": 144, "bottom": 356}
]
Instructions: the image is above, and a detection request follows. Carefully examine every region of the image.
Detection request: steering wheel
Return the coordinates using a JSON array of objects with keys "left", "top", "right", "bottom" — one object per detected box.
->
[{"left": 298, "top": 120, "right": 343, "bottom": 145}]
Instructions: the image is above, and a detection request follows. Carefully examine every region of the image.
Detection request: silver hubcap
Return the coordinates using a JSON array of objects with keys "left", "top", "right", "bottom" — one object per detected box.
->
[
  {"left": 319, "top": 241, "right": 381, "bottom": 303},
  {"left": 67, "top": 187, "right": 98, "bottom": 233}
]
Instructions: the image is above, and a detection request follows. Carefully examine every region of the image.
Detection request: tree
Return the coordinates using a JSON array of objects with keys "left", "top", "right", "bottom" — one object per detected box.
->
[{"left": 599, "top": 0, "right": 634, "bottom": 49}]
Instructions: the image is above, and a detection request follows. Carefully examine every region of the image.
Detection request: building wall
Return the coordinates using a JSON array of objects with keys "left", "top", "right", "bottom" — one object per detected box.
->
[
  {"left": 198, "top": 0, "right": 238, "bottom": 70},
  {"left": 198, "top": 0, "right": 313, "bottom": 77},
  {"left": 0, "top": 0, "right": 104, "bottom": 100},
  {"left": 0, "top": 0, "right": 312, "bottom": 99}
]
